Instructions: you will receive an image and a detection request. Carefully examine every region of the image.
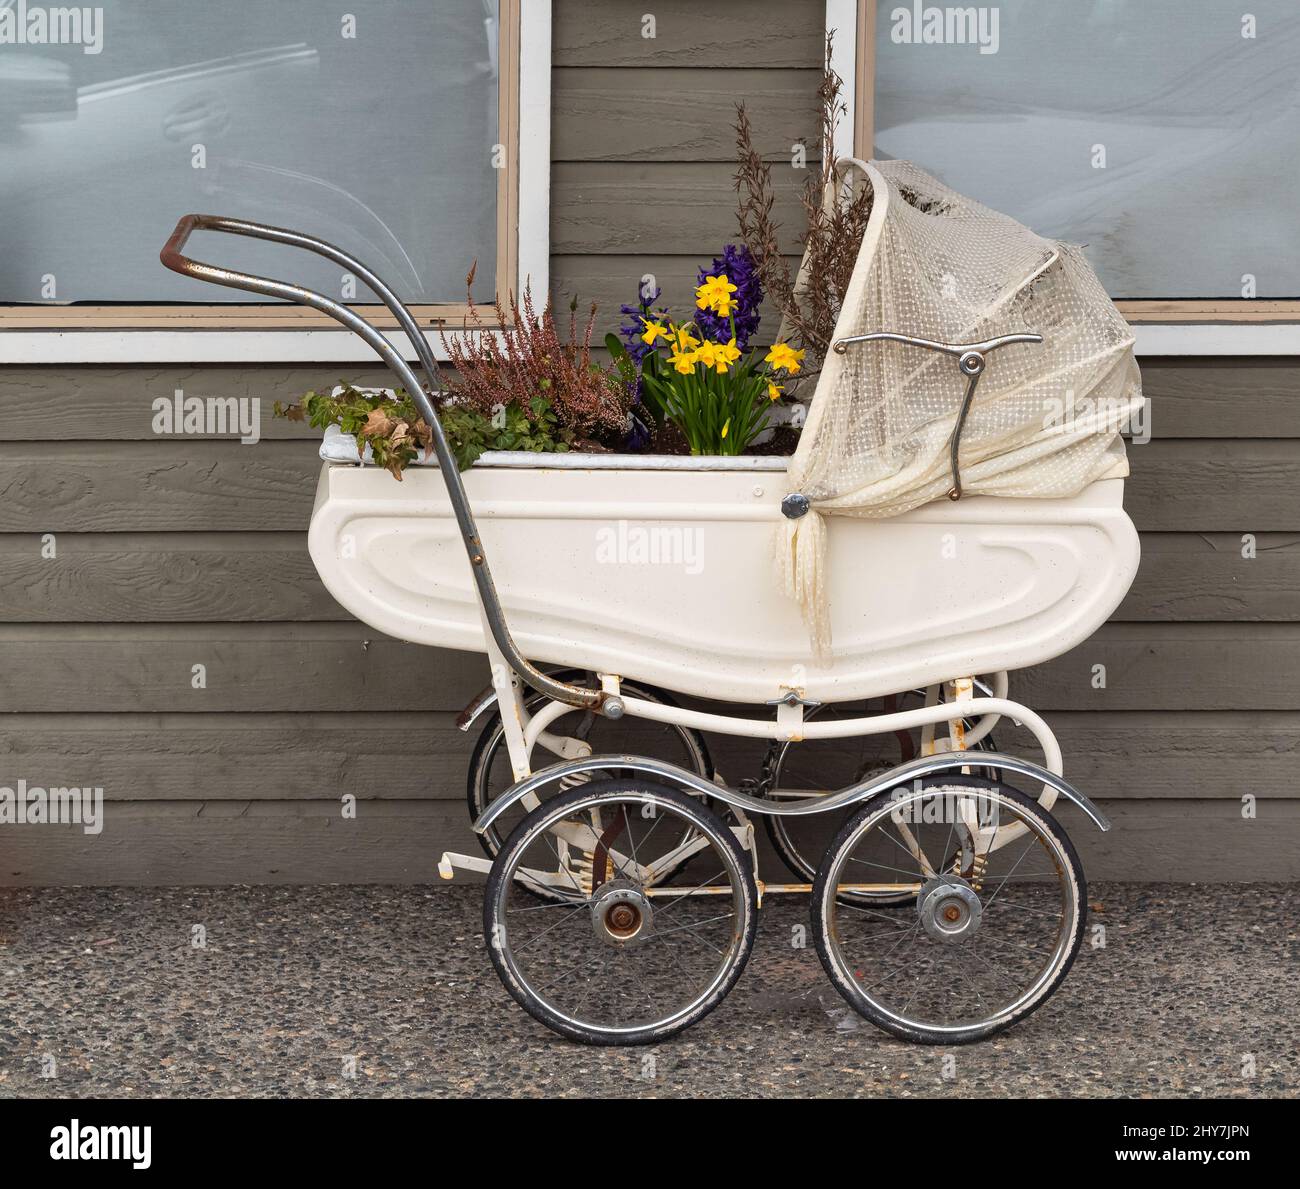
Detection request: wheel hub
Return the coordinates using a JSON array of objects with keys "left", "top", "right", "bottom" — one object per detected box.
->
[
  {"left": 917, "top": 876, "right": 982, "bottom": 944},
  {"left": 590, "top": 879, "right": 653, "bottom": 945}
]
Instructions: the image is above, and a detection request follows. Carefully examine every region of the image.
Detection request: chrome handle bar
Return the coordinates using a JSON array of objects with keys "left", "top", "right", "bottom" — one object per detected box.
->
[
  {"left": 160, "top": 213, "right": 606, "bottom": 713},
  {"left": 830, "top": 330, "right": 1044, "bottom": 499}
]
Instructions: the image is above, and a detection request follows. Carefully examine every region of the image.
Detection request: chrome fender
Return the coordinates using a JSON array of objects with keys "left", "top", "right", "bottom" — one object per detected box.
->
[{"left": 473, "top": 750, "right": 1111, "bottom": 836}]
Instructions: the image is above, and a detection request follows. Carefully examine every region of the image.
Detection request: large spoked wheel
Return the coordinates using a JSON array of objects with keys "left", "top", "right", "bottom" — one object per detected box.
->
[
  {"left": 467, "top": 677, "right": 712, "bottom": 859},
  {"left": 484, "top": 779, "right": 758, "bottom": 1046},
  {"left": 812, "top": 777, "right": 1086, "bottom": 1044},
  {"left": 765, "top": 692, "right": 1000, "bottom": 906}
]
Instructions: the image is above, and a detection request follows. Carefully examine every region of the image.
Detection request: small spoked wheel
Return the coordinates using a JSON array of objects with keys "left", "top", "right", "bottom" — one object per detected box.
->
[
  {"left": 484, "top": 779, "right": 758, "bottom": 1045},
  {"left": 812, "top": 778, "right": 1086, "bottom": 1044}
]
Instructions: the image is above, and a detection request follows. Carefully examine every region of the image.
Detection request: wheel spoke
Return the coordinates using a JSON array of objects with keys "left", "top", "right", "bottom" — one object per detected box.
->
[
  {"left": 487, "top": 785, "right": 754, "bottom": 1042},
  {"left": 818, "top": 784, "right": 1080, "bottom": 1041}
]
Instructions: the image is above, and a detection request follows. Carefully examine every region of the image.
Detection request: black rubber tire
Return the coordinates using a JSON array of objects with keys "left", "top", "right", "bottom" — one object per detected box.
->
[
  {"left": 811, "top": 777, "right": 1087, "bottom": 1044},
  {"left": 484, "top": 779, "right": 758, "bottom": 1046},
  {"left": 465, "top": 678, "right": 712, "bottom": 860}
]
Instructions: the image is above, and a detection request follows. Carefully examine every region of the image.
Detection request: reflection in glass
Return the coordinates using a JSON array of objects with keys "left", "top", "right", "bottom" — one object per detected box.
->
[
  {"left": 0, "top": 0, "right": 499, "bottom": 303},
  {"left": 875, "top": 0, "right": 1300, "bottom": 297}
]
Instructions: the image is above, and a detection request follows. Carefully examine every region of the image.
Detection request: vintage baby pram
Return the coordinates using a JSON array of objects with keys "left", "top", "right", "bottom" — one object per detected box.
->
[{"left": 160, "top": 159, "right": 1143, "bottom": 1046}]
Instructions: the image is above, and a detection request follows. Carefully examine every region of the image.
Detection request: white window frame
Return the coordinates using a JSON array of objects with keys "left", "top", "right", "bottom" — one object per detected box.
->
[
  {"left": 0, "top": 0, "right": 551, "bottom": 364},
  {"left": 825, "top": 0, "right": 1300, "bottom": 355}
]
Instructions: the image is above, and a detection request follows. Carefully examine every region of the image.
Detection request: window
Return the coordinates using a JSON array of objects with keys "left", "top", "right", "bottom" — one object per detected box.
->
[
  {"left": 0, "top": 0, "right": 548, "bottom": 351},
  {"left": 832, "top": 0, "right": 1300, "bottom": 328}
]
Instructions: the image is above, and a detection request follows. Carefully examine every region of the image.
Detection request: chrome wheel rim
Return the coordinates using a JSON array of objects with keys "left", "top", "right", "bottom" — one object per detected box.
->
[
  {"left": 492, "top": 790, "right": 751, "bottom": 1039},
  {"left": 821, "top": 784, "right": 1079, "bottom": 1036}
]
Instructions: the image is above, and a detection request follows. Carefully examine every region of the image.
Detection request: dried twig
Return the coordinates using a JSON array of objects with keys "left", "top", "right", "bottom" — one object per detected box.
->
[{"left": 733, "top": 31, "right": 873, "bottom": 366}]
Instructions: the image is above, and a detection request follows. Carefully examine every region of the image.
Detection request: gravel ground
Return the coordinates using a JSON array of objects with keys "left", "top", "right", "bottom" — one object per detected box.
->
[{"left": 0, "top": 883, "right": 1295, "bottom": 1099}]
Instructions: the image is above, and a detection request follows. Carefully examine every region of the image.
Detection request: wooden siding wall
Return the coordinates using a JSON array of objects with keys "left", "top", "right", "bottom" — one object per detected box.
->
[{"left": 1, "top": 0, "right": 1296, "bottom": 883}]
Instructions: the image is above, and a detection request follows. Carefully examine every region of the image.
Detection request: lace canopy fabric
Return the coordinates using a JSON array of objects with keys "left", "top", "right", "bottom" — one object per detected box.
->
[{"left": 781, "top": 159, "right": 1144, "bottom": 655}]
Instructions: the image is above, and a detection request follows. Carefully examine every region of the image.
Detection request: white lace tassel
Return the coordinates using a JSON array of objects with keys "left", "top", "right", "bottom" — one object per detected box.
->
[{"left": 780, "top": 510, "right": 831, "bottom": 661}]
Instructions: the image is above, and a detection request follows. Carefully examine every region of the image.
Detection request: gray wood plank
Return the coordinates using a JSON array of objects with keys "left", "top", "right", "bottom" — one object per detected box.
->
[
  {"left": 0, "top": 799, "right": 479, "bottom": 886},
  {"left": 1014, "top": 623, "right": 1300, "bottom": 710},
  {"left": 0, "top": 438, "right": 1292, "bottom": 532},
  {"left": 553, "top": 0, "right": 824, "bottom": 68},
  {"left": 1068, "top": 799, "right": 1300, "bottom": 882},
  {"left": 1, "top": 358, "right": 1295, "bottom": 441},
  {"left": 0, "top": 624, "right": 487, "bottom": 713},
  {"left": 1124, "top": 440, "right": 1300, "bottom": 531},
  {"left": 0, "top": 713, "right": 469, "bottom": 801},
  {"left": 0, "top": 366, "right": 395, "bottom": 441},
  {"left": 1140, "top": 358, "right": 1300, "bottom": 438},
  {"left": 2, "top": 530, "right": 1298, "bottom": 624},
  {"left": 552, "top": 161, "right": 811, "bottom": 255},
  {"left": 997, "top": 711, "right": 1300, "bottom": 801},
  {"left": 3, "top": 796, "right": 1292, "bottom": 886},
  {"left": 4, "top": 709, "right": 1292, "bottom": 802},
  {"left": 1, "top": 622, "right": 1298, "bottom": 714},
  {"left": 553, "top": 67, "right": 820, "bottom": 162},
  {"left": 1117, "top": 532, "right": 1300, "bottom": 621},
  {"left": 0, "top": 441, "right": 320, "bottom": 531},
  {"left": 0, "top": 533, "right": 344, "bottom": 623}
]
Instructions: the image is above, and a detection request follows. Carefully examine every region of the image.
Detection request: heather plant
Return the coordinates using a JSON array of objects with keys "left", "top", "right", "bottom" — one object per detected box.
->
[
  {"left": 444, "top": 265, "right": 631, "bottom": 447},
  {"left": 274, "top": 269, "right": 632, "bottom": 477}
]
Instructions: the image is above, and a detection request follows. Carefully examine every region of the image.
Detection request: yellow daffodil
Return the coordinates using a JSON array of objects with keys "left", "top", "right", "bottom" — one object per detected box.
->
[
  {"left": 764, "top": 342, "right": 805, "bottom": 374},
  {"left": 669, "top": 324, "right": 699, "bottom": 353},
  {"left": 640, "top": 318, "right": 669, "bottom": 347},
  {"left": 767, "top": 381, "right": 783, "bottom": 402},
  {"left": 693, "top": 341, "right": 720, "bottom": 371},
  {"left": 669, "top": 349, "right": 697, "bottom": 374},
  {"left": 695, "top": 336, "right": 741, "bottom": 375},
  {"left": 695, "top": 273, "right": 738, "bottom": 316},
  {"left": 720, "top": 419, "right": 730, "bottom": 440}
]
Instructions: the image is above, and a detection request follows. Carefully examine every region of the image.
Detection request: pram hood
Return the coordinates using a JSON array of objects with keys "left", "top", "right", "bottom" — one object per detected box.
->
[{"left": 781, "top": 159, "right": 1144, "bottom": 655}]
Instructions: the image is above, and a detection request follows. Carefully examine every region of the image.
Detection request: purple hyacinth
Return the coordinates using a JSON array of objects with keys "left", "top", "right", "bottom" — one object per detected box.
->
[
  {"left": 618, "top": 280, "right": 669, "bottom": 364},
  {"left": 693, "top": 244, "right": 762, "bottom": 351},
  {"left": 617, "top": 279, "right": 666, "bottom": 451}
]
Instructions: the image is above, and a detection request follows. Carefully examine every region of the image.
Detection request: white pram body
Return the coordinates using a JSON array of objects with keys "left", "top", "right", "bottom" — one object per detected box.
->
[{"left": 309, "top": 445, "right": 1138, "bottom": 706}]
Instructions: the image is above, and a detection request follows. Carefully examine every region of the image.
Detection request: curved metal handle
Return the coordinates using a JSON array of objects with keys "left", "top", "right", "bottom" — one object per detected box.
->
[
  {"left": 829, "top": 329, "right": 1044, "bottom": 500},
  {"left": 162, "top": 213, "right": 445, "bottom": 398},
  {"left": 830, "top": 330, "right": 1043, "bottom": 358},
  {"left": 160, "top": 213, "right": 605, "bottom": 714}
]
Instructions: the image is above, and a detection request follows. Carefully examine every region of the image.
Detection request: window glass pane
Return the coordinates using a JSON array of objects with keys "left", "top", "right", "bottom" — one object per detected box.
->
[
  {"left": 0, "top": 0, "right": 499, "bottom": 303},
  {"left": 874, "top": 1, "right": 1300, "bottom": 298}
]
